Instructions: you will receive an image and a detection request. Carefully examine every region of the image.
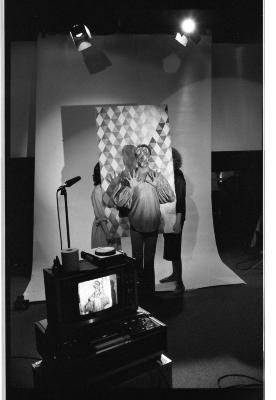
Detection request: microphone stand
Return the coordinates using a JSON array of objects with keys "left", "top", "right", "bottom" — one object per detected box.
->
[
  {"left": 56, "top": 177, "right": 81, "bottom": 250},
  {"left": 60, "top": 186, "right": 71, "bottom": 249}
]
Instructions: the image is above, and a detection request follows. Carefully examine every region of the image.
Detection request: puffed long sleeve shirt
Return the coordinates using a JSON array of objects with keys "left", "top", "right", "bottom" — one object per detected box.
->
[{"left": 112, "top": 168, "right": 175, "bottom": 232}]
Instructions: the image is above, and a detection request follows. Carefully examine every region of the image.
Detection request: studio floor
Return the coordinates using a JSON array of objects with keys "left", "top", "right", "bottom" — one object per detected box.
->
[{"left": 6, "top": 244, "right": 263, "bottom": 399}]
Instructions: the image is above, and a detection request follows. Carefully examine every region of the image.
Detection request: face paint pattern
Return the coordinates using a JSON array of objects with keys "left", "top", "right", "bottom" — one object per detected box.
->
[{"left": 136, "top": 146, "right": 150, "bottom": 168}]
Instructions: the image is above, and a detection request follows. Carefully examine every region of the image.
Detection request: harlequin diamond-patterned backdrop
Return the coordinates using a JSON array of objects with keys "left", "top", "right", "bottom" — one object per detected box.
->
[{"left": 96, "top": 104, "right": 176, "bottom": 237}]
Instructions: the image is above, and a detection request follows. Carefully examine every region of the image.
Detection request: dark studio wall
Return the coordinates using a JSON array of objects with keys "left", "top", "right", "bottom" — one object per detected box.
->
[
  {"left": 6, "top": 158, "right": 35, "bottom": 275},
  {"left": 6, "top": 40, "right": 263, "bottom": 272},
  {"left": 211, "top": 151, "right": 262, "bottom": 250},
  {"left": 211, "top": 43, "right": 263, "bottom": 249}
]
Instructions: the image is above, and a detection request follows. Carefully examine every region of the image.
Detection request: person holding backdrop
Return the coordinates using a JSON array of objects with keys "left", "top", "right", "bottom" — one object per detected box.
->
[
  {"left": 111, "top": 144, "right": 175, "bottom": 295},
  {"left": 160, "top": 147, "right": 186, "bottom": 294},
  {"left": 91, "top": 162, "right": 121, "bottom": 249}
]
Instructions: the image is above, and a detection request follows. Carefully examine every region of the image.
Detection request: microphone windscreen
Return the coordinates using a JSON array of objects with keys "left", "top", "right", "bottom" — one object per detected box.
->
[{"left": 65, "top": 176, "right": 81, "bottom": 187}]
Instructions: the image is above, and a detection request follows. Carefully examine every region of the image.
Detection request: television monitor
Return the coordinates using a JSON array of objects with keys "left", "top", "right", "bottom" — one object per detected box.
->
[
  {"left": 78, "top": 274, "right": 118, "bottom": 315},
  {"left": 43, "top": 255, "right": 137, "bottom": 341}
]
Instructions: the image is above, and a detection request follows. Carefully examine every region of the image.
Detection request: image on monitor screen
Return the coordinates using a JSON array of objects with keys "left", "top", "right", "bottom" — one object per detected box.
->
[{"left": 78, "top": 274, "right": 118, "bottom": 315}]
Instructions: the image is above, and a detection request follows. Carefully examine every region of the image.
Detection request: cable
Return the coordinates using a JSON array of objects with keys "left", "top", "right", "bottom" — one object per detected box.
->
[
  {"left": 56, "top": 190, "right": 63, "bottom": 250},
  {"left": 235, "top": 256, "right": 262, "bottom": 271},
  {"left": 217, "top": 374, "right": 263, "bottom": 389}
]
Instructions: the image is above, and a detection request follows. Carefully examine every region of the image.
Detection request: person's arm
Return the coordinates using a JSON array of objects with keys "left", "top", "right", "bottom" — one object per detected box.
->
[
  {"left": 112, "top": 185, "right": 132, "bottom": 208},
  {"left": 103, "top": 173, "right": 122, "bottom": 207},
  {"left": 173, "top": 213, "right": 182, "bottom": 233},
  {"left": 173, "top": 172, "right": 186, "bottom": 233},
  {"left": 93, "top": 187, "right": 113, "bottom": 242},
  {"left": 147, "top": 171, "right": 175, "bottom": 203},
  {"left": 98, "top": 219, "right": 113, "bottom": 242},
  {"left": 113, "top": 170, "right": 140, "bottom": 209}
]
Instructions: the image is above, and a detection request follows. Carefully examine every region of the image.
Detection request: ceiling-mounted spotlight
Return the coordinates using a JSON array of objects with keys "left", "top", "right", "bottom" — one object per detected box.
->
[
  {"left": 181, "top": 18, "right": 196, "bottom": 35},
  {"left": 175, "top": 32, "right": 189, "bottom": 47},
  {"left": 70, "top": 24, "right": 92, "bottom": 52},
  {"left": 175, "top": 17, "right": 201, "bottom": 47}
]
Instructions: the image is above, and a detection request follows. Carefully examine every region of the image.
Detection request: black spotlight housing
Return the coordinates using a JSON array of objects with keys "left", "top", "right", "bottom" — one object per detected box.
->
[
  {"left": 188, "top": 32, "right": 201, "bottom": 44},
  {"left": 70, "top": 23, "right": 92, "bottom": 52}
]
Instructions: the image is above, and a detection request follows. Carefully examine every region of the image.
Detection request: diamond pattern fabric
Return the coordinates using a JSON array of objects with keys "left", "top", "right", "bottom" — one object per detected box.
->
[{"left": 96, "top": 104, "right": 175, "bottom": 237}]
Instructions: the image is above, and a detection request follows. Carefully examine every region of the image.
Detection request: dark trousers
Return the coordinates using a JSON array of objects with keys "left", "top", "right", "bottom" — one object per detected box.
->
[{"left": 130, "top": 227, "right": 158, "bottom": 294}]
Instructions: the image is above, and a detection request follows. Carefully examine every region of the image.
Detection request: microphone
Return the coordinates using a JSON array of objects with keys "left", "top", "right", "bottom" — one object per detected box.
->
[
  {"left": 64, "top": 176, "right": 81, "bottom": 187},
  {"left": 58, "top": 176, "right": 81, "bottom": 191}
]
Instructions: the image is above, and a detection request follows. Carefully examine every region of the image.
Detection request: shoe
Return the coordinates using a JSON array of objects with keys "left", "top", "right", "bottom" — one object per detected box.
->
[
  {"left": 173, "top": 282, "right": 185, "bottom": 295},
  {"left": 159, "top": 274, "right": 177, "bottom": 283}
]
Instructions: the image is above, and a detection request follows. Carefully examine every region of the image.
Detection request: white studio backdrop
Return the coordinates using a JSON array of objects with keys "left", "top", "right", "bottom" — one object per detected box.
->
[{"left": 24, "top": 34, "right": 243, "bottom": 301}]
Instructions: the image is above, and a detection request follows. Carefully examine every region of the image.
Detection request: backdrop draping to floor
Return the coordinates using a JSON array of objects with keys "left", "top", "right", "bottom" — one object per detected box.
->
[{"left": 24, "top": 34, "right": 244, "bottom": 301}]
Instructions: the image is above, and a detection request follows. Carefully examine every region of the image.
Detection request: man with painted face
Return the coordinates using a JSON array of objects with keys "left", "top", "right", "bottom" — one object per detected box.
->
[{"left": 112, "top": 144, "right": 175, "bottom": 295}]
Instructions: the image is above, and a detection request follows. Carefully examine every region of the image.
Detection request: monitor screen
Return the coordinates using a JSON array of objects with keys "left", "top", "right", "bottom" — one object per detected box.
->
[{"left": 78, "top": 274, "right": 118, "bottom": 315}]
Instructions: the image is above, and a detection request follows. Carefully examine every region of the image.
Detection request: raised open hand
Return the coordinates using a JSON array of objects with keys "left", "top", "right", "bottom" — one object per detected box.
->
[
  {"left": 106, "top": 172, "right": 119, "bottom": 184},
  {"left": 145, "top": 170, "right": 159, "bottom": 188},
  {"left": 125, "top": 169, "right": 140, "bottom": 188}
]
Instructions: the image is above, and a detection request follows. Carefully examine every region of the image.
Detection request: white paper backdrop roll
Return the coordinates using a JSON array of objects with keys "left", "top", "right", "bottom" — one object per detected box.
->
[
  {"left": 61, "top": 248, "right": 79, "bottom": 272},
  {"left": 24, "top": 34, "right": 245, "bottom": 302}
]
